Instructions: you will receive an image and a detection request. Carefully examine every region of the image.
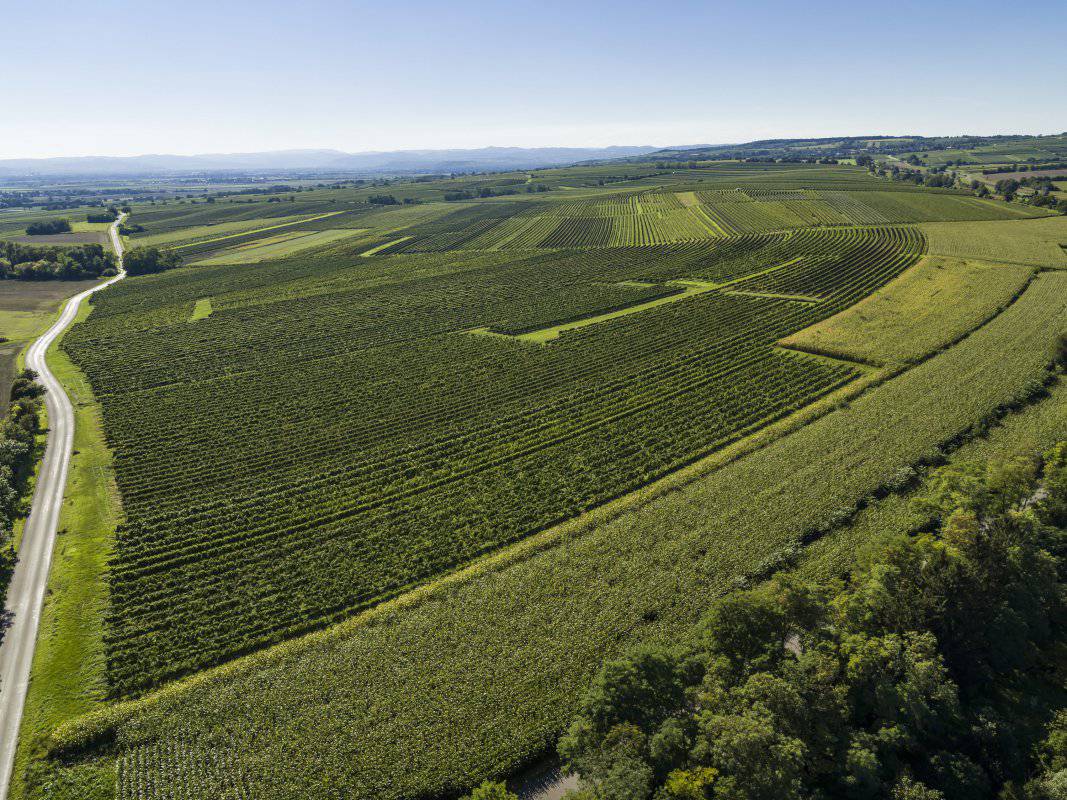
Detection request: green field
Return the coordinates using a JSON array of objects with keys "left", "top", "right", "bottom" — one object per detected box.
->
[
  {"left": 921, "top": 216, "right": 1067, "bottom": 266},
  {"left": 0, "top": 207, "right": 96, "bottom": 238},
  {"left": 0, "top": 280, "right": 99, "bottom": 400},
  {"left": 66, "top": 221, "right": 926, "bottom": 692},
  {"left": 46, "top": 271, "right": 1067, "bottom": 800},
  {"left": 130, "top": 214, "right": 317, "bottom": 248},
  {"left": 16, "top": 160, "right": 1067, "bottom": 800},
  {"left": 192, "top": 228, "right": 369, "bottom": 265}
]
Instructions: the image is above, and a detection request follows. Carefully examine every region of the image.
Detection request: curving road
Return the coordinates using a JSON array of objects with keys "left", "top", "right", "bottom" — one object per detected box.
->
[{"left": 0, "top": 214, "right": 126, "bottom": 799}]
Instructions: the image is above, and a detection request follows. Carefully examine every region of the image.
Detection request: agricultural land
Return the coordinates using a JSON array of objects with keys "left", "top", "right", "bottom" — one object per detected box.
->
[{"left": 4, "top": 154, "right": 1066, "bottom": 800}]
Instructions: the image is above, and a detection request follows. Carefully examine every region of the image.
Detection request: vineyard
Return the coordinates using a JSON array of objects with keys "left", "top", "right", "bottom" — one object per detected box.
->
[
  {"left": 50, "top": 271, "right": 1067, "bottom": 800},
  {"left": 58, "top": 167, "right": 1046, "bottom": 696},
  {"left": 65, "top": 219, "right": 927, "bottom": 691},
  {"left": 23, "top": 160, "right": 1067, "bottom": 800},
  {"left": 384, "top": 187, "right": 1044, "bottom": 253}
]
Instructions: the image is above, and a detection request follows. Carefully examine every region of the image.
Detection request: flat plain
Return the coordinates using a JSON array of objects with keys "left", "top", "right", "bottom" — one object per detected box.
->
[{"left": 10, "top": 160, "right": 1067, "bottom": 800}]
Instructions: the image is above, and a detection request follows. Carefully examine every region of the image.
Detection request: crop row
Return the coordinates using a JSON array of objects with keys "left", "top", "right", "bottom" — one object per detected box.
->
[
  {"left": 98, "top": 290, "right": 852, "bottom": 688},
  {"left": 62, "top": 223, "right": 925, "bottom": 691},
  {"left": 84, "top": 271, "right": 1067, "bottom": 800}
]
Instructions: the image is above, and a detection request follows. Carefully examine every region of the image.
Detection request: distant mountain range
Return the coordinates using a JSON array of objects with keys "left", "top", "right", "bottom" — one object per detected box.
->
[{"left": 0, "top": 146, "right": 663, "bottom": 178}]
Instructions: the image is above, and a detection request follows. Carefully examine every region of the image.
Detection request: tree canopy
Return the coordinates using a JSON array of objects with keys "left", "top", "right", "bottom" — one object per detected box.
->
[
  {"left": 123, "top": 246, "right": 183, "bottom": 276},
  {"left": 25, "top": 218, "right": 72, "bottom": 235},
  {"left": 560, "top": 444, "right": 1067, "bottom": 800},
  {"left": 0, "top": 241, "right": 116, "bottom": 281},
  {"left": 0, "top": 369, "right": 47, "bottom": 600}
]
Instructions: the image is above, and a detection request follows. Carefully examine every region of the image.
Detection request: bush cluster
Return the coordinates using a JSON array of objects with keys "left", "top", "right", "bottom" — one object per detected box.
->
[
  {"left": 25, "top": 218, "right": 72, "bottom": 235},
  {"left": 123, "top": 246, "right": 182, "bottom": 276}
]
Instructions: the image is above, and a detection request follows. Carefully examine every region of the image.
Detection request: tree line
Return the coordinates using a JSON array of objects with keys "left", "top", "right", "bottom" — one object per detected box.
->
[
  {"left": 481, "top": 442, "right": 1067, "bottom": 800},
  {"left": 25, "top": 218, "right": 72, "bottom": 235},
  {"left": 863, "top": 160, "right": 1067, "bottom": 214},
  {"left": 0, "top": 370, "right": 47, "bottom": 608},
  {"left": 0, "top": 241, "right": 116, "bottom": 280},
  {"left": 123, "top": 246, "right": 183, "bottom": 276},
  {"left": 86, "top": 205, "right": 119, "bottom": 223}
]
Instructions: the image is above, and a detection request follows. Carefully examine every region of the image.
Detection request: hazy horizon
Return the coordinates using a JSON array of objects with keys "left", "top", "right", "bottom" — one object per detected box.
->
[
  {"left": 4, "top": 132, "right": 1067, "bottom": 164},
  {"left": 5, "top": 0, "right": 1065, "bottom": 160}
]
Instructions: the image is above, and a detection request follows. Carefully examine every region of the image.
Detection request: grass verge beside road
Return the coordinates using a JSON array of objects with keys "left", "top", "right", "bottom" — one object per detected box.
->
[{"left": 11, "top": 299, "right": 121, "bottom": 800}]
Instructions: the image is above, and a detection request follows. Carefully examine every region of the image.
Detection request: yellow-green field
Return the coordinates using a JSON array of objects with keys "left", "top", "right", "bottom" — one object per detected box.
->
[
  {"left": 192, "top": 228, "right": 368, "bottom": 265},
  {"left": 133, "top": 214, "right": 318, "bottom": 248},
  {"left": 920, "top": 216, "right": 1067, "bottom": 266},
  {"left": 781, "top": 255, "right": 1036, "bottom": 365},
  {"left": 189, "top": 298, "right": 213, "bottom": 321}
]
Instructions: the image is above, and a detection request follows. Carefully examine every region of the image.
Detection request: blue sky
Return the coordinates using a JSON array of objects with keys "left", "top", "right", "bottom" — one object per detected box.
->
[{"left": 4, "top": 0, "right": 1065, "bottom": 158}]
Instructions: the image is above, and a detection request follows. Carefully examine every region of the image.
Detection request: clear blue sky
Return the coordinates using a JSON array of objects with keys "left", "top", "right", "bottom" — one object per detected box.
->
[{"left": 5, "top": 0, "right": 1065, "bottom": 158}]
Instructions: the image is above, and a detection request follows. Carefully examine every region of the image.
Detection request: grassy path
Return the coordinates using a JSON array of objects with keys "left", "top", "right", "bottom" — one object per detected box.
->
[{"left": 473, "top": 259, "right": 804, "bottom": 344}]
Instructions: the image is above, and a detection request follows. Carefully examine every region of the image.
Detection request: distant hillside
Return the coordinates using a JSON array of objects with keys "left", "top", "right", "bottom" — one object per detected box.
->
[
  {"left": 0, "top": 145, "right": 659, "bottom": 178},
  {"left": 601, "top": 133, "right": 1067, "bottom": 165}
]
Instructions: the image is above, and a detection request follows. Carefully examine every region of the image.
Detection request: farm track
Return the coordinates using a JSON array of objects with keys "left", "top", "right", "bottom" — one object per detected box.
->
[{"left": 0, "top": 215, "right": 126, "bottom": 800}]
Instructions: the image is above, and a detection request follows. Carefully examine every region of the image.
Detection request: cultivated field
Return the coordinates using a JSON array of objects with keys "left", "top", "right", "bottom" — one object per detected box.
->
[
  {"left": 0, "top": 280, "right": 100, "bottom": 400},
  {"left": 14, "top": 160, "right": 1067, "bottom": 800},
  {"left": 920, "top": 216, "right": 1067, "bottom": 266},
  {"left": 780, "top": 255, "right": 1037, "bottom": 365},
  {"left": 49, "top": 271, "right": 1067, "bottom": 800}
]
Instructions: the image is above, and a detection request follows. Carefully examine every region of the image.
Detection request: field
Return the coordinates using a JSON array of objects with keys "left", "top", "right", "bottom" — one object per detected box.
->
[
  {"left": 801, "top": 373, "right": 1067, "bottom": 581},
  {"left": 780, "top": 255, "right": 1038, "bottom": 365},
  {"left": 0, "top": 280, "right": 100, "bottom": 400},
  {"left": 0, "top": 207, "right": 97, "bottom": 238},
  {"left": 68, "top": 220, "right": 927, "bottom": 692},
  {"left": 130, "top": 214, "right": 319, "bottom": 248},
  {"left": 896, "top": 133, "right": 1067, "bottom": 166},
  {"left": 15, "top": 161, "right": 1067, "bottom": 800},
  {"left": 4, "top": 232, "right": 109, "bottom": 246},
  {"left": 192, "top": 228, "right": 369, "bottom": 265},
  {"left": 920, "top": 216, "right": 1067, "bottom": 266},
  {"left": 46, "top": 271, "right": 1067, "bottom": 800}
]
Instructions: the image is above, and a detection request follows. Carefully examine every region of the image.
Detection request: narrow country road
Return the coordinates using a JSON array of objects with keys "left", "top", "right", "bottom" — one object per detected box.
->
[{"left": 0, "top": 213, "right": 127, "bottom": 799}]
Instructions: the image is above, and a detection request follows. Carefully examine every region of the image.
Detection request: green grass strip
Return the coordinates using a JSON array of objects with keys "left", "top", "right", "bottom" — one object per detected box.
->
[
  {"left": 188, "top": 299, "right": 213, "bottom": 322},
  {"left": 170, "top": 211, "right": 346, "bottom": 251},
  {"left": 13, "top": 299, "right": 121, "bottom": 800},
  {"left": 360, "top": 236, "right": 412, "bottom": 257}
]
